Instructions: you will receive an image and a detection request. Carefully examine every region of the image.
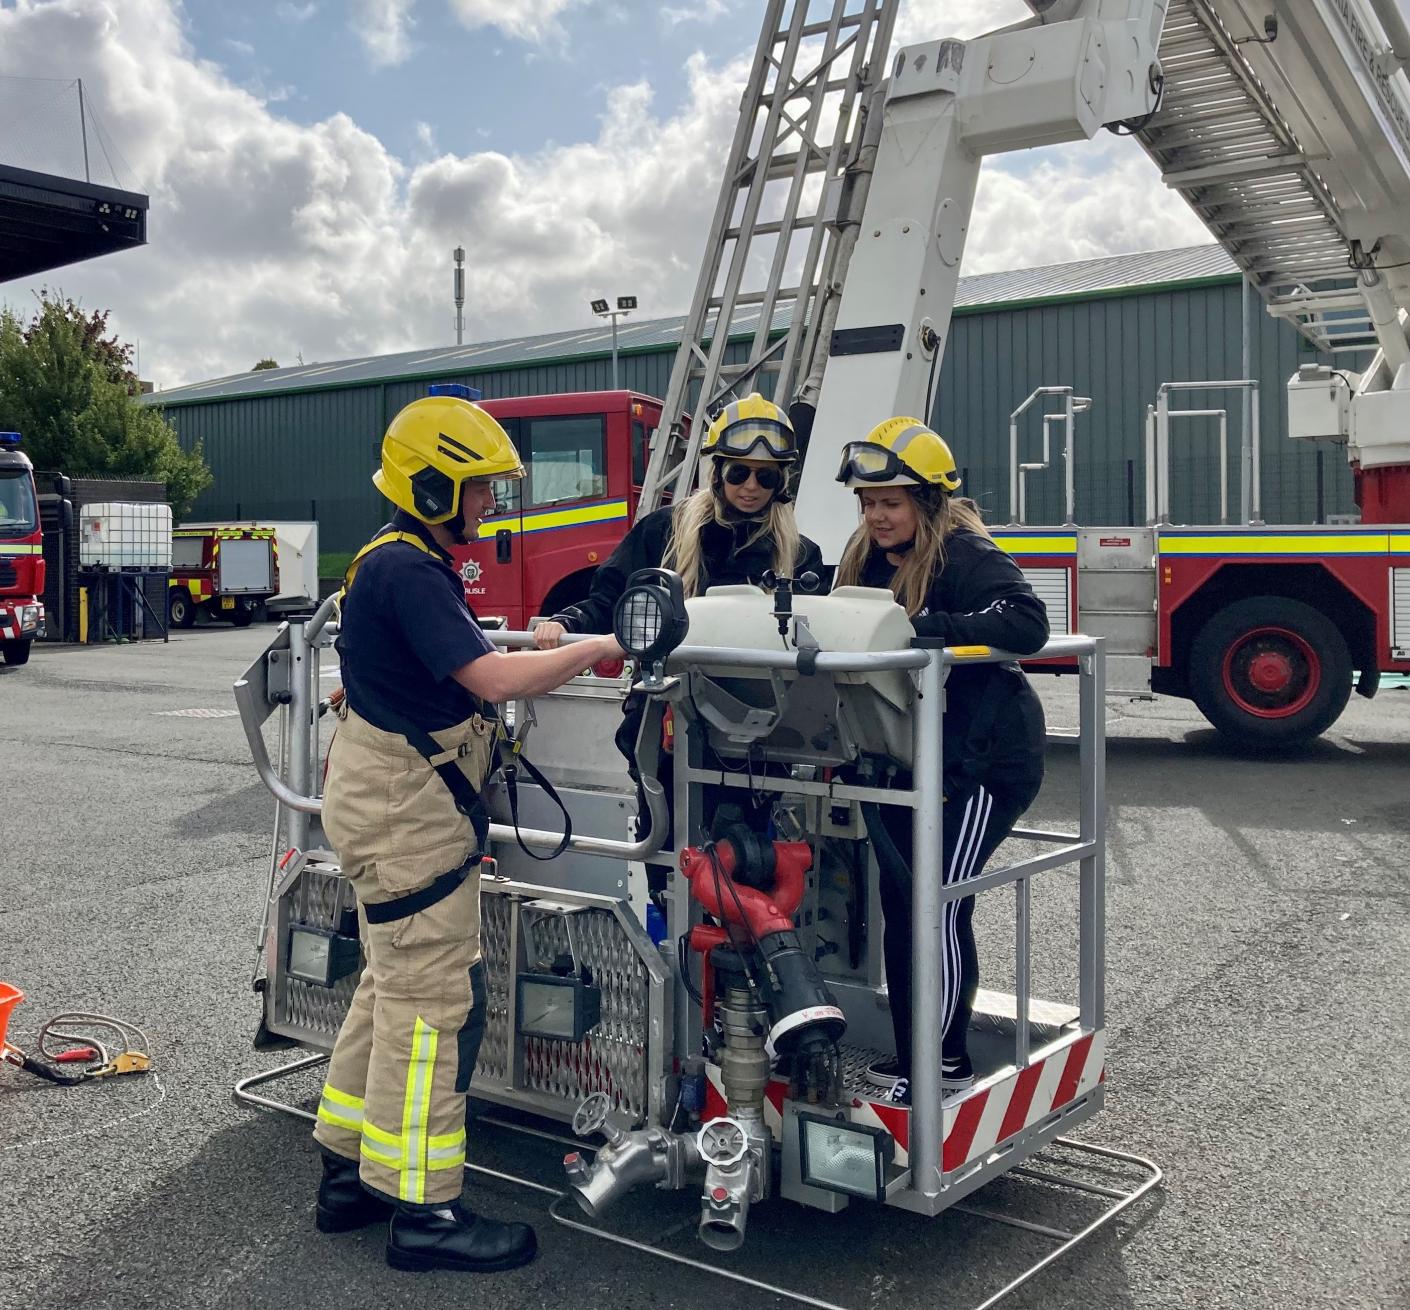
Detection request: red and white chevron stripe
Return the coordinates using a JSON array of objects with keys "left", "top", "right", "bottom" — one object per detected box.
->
[
  {"left": 697, "top": 1030, "right": 1105, "bottom": 1175},
  {"left": 851, "top": 1030, "right": 1107, "bottom": 1170}
]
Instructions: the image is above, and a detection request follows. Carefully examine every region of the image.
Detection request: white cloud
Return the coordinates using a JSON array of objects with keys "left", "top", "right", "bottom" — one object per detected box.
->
[
  {"left": 892, "top": 0, "right": 1032, "bottom": 47},
  {"left": 277, "top": 1, "right": 319, "bottom": 20},
  {"left": 966, "top": 140, "right": 1210, "bottom": 274},
  {"left": 0, "top": 0, "right": 1215, "bottom": 394},
  {"left": 351, "top": 0, "right": 415, "bottom": 66},
  {"left": 446, "top": 0, "right": 585, "bottom": 43},
  {"left": 662, "top": 0, "right": 730, "bottom": 26}
]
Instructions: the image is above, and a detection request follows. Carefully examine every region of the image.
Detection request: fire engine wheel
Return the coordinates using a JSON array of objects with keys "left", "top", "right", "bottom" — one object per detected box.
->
[
  {"left": 1, "top": 638, "right": 32, "bottom": 666},
  {"left": 1189, "top": 597, "right": 1352, "bottom": 748},
  {"left": 168, "top": 589, "right": 196, "bottom": 629},
  {"left": 229, "top": 603, "right": 256, "bottom": 628}
]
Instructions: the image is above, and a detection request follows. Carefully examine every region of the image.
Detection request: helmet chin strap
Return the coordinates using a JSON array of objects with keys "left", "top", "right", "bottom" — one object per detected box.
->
[{"left": 447, "top": 501, "right": 473, "bottom": 546}]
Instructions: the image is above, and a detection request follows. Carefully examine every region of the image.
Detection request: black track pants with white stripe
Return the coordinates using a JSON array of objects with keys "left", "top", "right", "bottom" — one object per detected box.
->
[{"left": 864, "top": 774, "right": 1039, "bottom": 1080}]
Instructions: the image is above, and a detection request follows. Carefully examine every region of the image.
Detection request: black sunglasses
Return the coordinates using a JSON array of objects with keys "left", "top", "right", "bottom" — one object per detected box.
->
[{"left": 722, "top": 461, "right": 784, "bottom": 492}]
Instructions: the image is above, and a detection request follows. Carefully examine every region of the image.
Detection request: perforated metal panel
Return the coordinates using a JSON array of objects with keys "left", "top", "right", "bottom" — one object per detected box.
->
[
  {"left": 269, "top": 869, "right": 659, "bottom": 1123},
  {"left": 519, "top": 906, "right": 653, "bottom": 1120},
  {"left": 280, "top": 865, "right": 360, "bottom": 1042},
  {"left": 477, "top": 892, "right": 514, "bottom": 1083}
]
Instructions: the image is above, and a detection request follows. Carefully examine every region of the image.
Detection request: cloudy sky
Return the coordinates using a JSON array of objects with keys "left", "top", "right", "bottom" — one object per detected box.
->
[{"left": 0, "top": 0, "right": 1209, "bottom": 390}]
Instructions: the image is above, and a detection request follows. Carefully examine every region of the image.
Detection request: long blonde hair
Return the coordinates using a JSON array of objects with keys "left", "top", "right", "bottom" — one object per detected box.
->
[
  {"left": 835, "top": 489, "right": 990, "bottom": 617},
  {"left": 662, "top": 486, "right": 801, "bottom": 598}
]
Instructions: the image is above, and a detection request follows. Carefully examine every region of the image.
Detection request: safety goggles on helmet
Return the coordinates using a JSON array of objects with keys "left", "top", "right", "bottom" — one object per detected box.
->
[
  {"left": 709, "top": 419, "right": 796, "bottom": 462},
  {"left": 721, "top": 460, "right": 785, "bottom": 492},
  {"left": 704, "top": 393, "right": 798, "bottom": 464},
  {"left": 836, "top": 441, "right": 927, "bottom": 487}
]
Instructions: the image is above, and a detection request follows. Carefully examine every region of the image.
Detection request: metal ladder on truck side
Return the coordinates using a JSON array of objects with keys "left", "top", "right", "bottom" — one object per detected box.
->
[
  {"left": 1134, "top": 0, "right": 1378, "bottom": 355},
  {"left": 636, "top": 0, "right": 900, "bottom": 514}
]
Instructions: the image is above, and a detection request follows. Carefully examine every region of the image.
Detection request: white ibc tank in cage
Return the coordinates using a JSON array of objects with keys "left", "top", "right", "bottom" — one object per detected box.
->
[{"left": 79, "top": 502, "right": 174, "bottom": 569}]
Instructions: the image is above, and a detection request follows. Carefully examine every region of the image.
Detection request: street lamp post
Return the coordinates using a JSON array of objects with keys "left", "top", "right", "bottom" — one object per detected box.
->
[
  {"left": 590, "top": 294, "right": 638, "bottom": 389},
  {"left": 453, "top": 246, "right": 466, "bottom": 345}
]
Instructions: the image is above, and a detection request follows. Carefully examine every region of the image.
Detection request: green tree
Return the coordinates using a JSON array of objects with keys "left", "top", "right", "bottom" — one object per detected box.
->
[
  {"left": 251, "top": 357, "right": 279, "bottom": 371},
  {"left": 0, "top": 293, "right": 212, "bottom": 518}
]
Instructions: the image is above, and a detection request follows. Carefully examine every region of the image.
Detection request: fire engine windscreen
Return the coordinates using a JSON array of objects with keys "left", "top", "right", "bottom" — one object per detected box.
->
[
  {"left": 0, "top": 469, "right": 37, "bottom": 534},
  {"left": 675, "top": 585, "right": 917, "bottom": 767}
]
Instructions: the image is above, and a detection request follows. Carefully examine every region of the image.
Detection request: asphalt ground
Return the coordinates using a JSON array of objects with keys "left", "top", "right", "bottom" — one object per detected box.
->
[{"left": 1, "top": 626, "right": 1407, "bottom": 1310}]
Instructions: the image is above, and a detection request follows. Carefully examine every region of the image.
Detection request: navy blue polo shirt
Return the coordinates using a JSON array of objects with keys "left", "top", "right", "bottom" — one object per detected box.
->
[{"left": 338, "top": 510, "right": 495, "bottom": 734}]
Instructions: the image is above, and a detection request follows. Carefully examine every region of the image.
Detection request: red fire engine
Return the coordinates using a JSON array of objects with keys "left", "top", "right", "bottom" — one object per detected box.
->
[
  {"left": 0, "top": 432, "right": 45, "bottom": 667},
  {"left": 168, "top": 525, "right": 279, "bottom": 628},
  {"left": 451, "top": 390, "right": 664, "bottom": 629}
]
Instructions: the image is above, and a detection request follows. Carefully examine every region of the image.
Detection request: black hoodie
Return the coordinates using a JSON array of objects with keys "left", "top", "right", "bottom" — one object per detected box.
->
[{"left": 857, "top": 528, "right": 1048, "bottom": 790}]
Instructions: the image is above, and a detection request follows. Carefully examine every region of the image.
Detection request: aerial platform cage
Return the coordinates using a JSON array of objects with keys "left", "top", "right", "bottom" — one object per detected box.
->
[{"left": 233, "top": 598, "right": 1158, "bottom": 1310}]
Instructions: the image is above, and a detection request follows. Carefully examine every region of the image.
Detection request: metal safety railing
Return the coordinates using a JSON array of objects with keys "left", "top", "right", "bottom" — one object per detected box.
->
[
  {"left": 232, "top": 597, "right": 669, "bottom": 862},
  {"left": 664, "top": 632, "right": 1107, "bottom": 1208},
  {"left": 1149, "top": 378, "right": 1261, "bottom": 525},
  {"left": 1008, "top": 386, "right": 1091, "bottom": 526}
]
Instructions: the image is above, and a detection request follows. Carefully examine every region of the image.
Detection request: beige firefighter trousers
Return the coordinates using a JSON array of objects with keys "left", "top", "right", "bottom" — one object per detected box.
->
[{"left": 311, "top": 703, "right": 496, "bottom": 1208}]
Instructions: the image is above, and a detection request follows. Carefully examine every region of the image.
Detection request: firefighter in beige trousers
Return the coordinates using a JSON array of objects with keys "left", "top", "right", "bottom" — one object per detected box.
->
[{"left": 310, "top": 390, "right": 623, "bottom": 1274}]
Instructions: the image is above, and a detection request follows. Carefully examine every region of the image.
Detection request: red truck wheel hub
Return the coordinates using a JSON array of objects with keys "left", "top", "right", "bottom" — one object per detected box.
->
[{"left": 1222, "top": 627, "right": 1319, "bottom": 719}]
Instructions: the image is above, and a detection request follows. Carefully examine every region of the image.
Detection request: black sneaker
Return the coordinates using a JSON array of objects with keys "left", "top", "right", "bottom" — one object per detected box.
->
[
  {"left": 866, "top": 1055, "right": 904, "bottom": 1089},
  {"left": 884, "top": 1076, "right": 974, "bottom": 1109},
  {"left": 387, "top": 1201, "right": 537, "bottom": 1273},
  {"left": 942, "top": 1054, "right": 975, "bottom": 1094}
]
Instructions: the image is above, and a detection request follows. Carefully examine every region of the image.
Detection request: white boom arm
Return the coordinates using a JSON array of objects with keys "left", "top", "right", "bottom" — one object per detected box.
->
[
  {"left": 789, "top": 0, "right": 1410, "bottom": 551},
  {"left": 796, "top": 0, "right": 1170, "bottom": 558}
]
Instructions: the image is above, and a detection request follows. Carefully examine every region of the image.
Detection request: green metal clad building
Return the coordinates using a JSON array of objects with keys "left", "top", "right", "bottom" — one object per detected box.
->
[{"left": 155, "top": 244, "right": 1352, "bottom": 553}]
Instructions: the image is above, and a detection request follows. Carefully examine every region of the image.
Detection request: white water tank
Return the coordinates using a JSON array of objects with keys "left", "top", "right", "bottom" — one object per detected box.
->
[
  {"left": 675, "top": 584, "right": 919, "bottom": 766},
  {"left": 79, "top": 502, "right": 174, "bottom": 569}
]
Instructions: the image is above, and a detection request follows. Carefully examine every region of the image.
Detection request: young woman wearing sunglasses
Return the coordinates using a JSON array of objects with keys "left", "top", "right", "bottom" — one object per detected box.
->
[
  {"left": 533, "top": 393, "right": 822, "bottom": 646},
  {"left": 533, "top": 394, "right": 823, "bottom": 836},
  {"left": 832, "top": 417, "right": 1050, "bottom": 1108}
]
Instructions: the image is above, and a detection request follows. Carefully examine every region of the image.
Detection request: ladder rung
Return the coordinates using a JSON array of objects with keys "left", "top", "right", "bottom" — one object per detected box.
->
[
  {"left": 796, "top": 13, "right": 866, "bottom": 39},
  {"left": 723, "top": 216, "right": 816, "bottom": 240}
]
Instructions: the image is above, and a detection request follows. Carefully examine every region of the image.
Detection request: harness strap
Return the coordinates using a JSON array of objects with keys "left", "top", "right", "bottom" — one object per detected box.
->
[
  {"left": 339, "top": 531, "right": 434, "bottom": 601},
  {"left": 499, "top": 746, "right": 573, "bottom": 862},
  {"left": 366, "top": 699, "right": 496, "bottom": 852},
  {"left": 363, "top": 860, "right": 473, "bottom": 925},
  {"left": 339, "top": 528, "right": 573, "bottom": 863}
]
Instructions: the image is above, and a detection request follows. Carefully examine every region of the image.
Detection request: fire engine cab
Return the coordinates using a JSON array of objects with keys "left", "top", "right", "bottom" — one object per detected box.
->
[
  {"left": 450, "top": 390, "right": 665, "bottom": 629},
  {"left": 0, "top": 432, "right": 45, "bottom": 667}
]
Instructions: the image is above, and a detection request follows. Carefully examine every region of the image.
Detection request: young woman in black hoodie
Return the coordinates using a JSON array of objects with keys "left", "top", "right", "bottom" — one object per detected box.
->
[
  {"left": 532, "top": 394, "right": 822, "bottom": 830},
  {"left": 832, "top": 417, "right": 1049, "bottom": 1106}
]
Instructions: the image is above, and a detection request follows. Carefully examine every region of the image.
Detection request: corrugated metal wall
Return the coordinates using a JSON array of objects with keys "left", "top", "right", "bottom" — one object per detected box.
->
[
  {"left": 937, "top": 281, "right": 1351, "bottom": 526},
  {"left": 166, "top": 281, "right": 1355, "bottom": 553}
]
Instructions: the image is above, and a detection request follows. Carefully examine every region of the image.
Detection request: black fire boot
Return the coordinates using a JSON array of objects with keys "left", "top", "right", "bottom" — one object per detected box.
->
[
  {"left": 315, "top": 1153, "right": 394, "bottom": 1234},
  {"left": 386, "top": 1201, "right": 537, "bottom": 1273}
]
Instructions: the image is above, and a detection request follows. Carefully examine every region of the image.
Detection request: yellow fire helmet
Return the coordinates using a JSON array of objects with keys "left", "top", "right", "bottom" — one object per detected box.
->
[
  {"left": 835, "top": 417, "right": 961, "bottom": 493},
  {"left": 373, "top": 394, "right": 524, "bottom": 525},
  {"left": 702, "top": 393, "right": 798, "bottom": 463}
]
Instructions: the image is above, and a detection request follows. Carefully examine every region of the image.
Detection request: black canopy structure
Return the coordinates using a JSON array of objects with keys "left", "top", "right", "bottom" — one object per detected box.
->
[{"left": 0, "top": 162, "right": 148, "bottom": 283}]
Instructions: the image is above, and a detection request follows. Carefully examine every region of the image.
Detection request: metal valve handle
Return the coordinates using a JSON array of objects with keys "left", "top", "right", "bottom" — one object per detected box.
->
[
  {"left": 696, "top": 1116, "right": 749, "bottom": 1168},
  {"left": 572, "top": 1091, "right": 612, "bottom": 1138}
]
